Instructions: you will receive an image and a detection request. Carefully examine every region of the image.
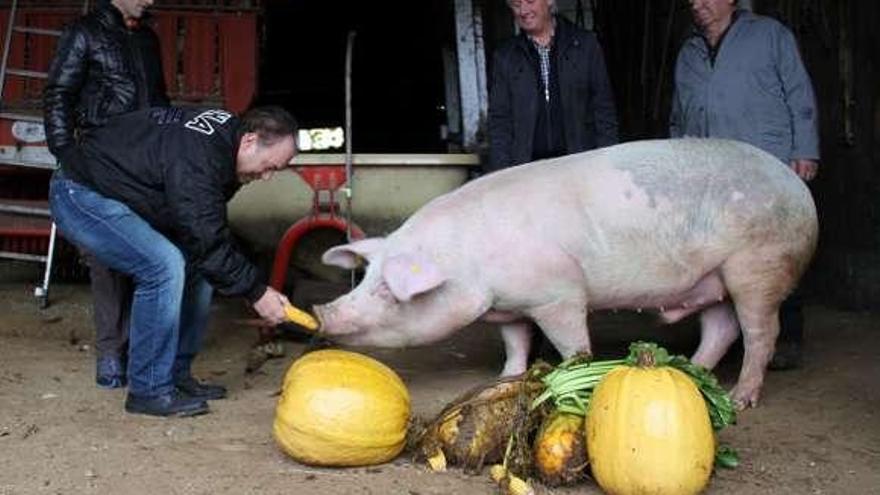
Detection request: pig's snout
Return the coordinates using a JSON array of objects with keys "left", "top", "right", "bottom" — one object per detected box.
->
[
  {"left": 312, "top": 304, "right": 329, "bottom": 333},
  {"left": 312, "top": 302, "right": 353, "bottom": 336}
]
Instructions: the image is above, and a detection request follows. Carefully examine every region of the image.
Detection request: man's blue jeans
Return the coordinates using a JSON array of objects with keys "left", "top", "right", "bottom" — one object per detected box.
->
[{"left": 49, "top": 172, "right": 213, "bottom": 397}]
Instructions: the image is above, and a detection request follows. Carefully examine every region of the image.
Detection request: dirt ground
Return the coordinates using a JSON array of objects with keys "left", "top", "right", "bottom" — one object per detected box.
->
[{"left": 1, "top": 278, "right": 878, "bottom": 495}]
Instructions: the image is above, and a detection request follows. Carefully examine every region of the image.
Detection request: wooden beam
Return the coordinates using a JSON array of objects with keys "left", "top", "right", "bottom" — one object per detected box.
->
[{"left": 454, "top": 0, "right": 488, "bottom": 151}]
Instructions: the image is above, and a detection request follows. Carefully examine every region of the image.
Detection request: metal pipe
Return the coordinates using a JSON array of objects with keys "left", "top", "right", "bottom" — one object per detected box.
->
[
  {"left": 268, "top": 216, "right": 365, "bottom": 291},
  {"left": 0, "top": 203, "right": 51, "bottom": 216},
  {"left": 344, "top": 30, "right": 356, "bottom": 288},
  {"left": 34, "top": 221, "right": 57, "bottom": 306},
  {"left": 0, "top": 251, "right": 47, "bottom": 262},
  {"left": 7, "top": 68, "right": 49, "bottom": 79},
  {"left": 0, "top": 0, "right": 20, "bottom": 103},
  {"left": 12, "top": 26, "right": 62, "bottom": 36}
]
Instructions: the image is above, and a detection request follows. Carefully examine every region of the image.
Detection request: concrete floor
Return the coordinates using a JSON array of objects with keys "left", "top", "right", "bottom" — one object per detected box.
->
[{"left": 0, "top": 276, "right": 878, "bottom": 494}]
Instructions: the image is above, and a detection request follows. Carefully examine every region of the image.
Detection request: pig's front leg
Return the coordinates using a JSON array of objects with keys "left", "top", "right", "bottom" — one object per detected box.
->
[
  {"left": 500, "top": 322, "right": 532, "bottom": 376},
  {"left": 529, "top": 299, "right": 592, "bottom": 360}
]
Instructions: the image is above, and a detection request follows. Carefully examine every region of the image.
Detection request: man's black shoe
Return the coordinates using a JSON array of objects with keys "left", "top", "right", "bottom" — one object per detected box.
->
[
  {"left": 96, "top": 355, "right": 127, "bottom": 389},
  {"left": 175, "top": 376, "right": 227, "bottom": 400},
  {"left": 768, "top": 340, "right": 803, "bottom": 371},
  {"left": 124, "top": 391, "right": 209, "bottom": 417}
]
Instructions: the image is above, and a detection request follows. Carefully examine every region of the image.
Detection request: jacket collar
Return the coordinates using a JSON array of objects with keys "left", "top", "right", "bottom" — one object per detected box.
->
[
  {"left": 688, "top": 9, "right": 754, "bottom": 42},
  {"left": 514, "top": 16, "right": 581, "bottom": 55},
  {"left": 553, "top": 16, "right": 579, "bottom": 51}
]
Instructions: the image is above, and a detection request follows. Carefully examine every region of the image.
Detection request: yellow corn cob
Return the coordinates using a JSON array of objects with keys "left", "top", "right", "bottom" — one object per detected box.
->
[
  {"left": 283, "top": 304, "right": 319, "bottom": 331},
  {"left": 426, "top": 449, "right": 447, "bottom": 472},
  {"left": 489, "top": 464, "right": 507, "bottom": 483},
  {"left": 506, "top": 474, "right": 534, "bottom": 495}
]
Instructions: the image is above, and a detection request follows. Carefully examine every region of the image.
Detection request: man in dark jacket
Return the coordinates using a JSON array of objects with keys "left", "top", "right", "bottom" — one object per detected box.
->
[
  {"left": 486, "top": 0, "right": 618, "bottom": 172},
  {"left": 48, "top": 106, "right": 297, "bottom": 417},
  {"left": 44, "top": 0, "right": 169, "bottom": 389}
]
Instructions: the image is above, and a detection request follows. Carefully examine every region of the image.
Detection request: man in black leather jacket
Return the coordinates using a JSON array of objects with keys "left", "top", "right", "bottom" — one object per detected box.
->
[{"left": 44, "top": 0, "right": 169, "bottom": 389}]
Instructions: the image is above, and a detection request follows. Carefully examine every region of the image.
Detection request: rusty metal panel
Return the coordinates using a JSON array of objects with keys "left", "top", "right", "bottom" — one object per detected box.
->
[
  {"left": 0, "top": 7, "right": 79, "bottom": 106},
  {"left": 1, "top": 6, "right": 258, "bottom": 111},
  {"left": 20, "top": 11, "right": 68, "bottom": 104},
  {"left": 219, "top": 13, "right": 256, "bottom": 112},
  {"left": 181, "top": 14, "right": 217, "bottom": 101},
  {"left": 0, "top": 11, "right": 26, "bottom": 103},
  {"left": 153, "top": 0, "right": 261, "bottom": 10},
  {"left": 152, "top": 12, "right": 181, "bottom": 98}
]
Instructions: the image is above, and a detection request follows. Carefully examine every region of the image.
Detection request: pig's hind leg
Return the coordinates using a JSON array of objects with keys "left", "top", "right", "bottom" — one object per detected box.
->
[
  {"left": 691, "top": 302, "right": 741, "bottom": 369},
  {"left": 500, "top": 322, "right": 533, "bottom": 376},
  {"left": 721, "top": 248, "right": 797, "bottom": 409}
]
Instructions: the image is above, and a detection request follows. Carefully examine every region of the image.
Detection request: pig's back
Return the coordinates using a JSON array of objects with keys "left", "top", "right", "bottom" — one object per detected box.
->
[
  {"left": 473, "top": 138, "right": 814, "bottom": 238},
  {"left": 444, "top": 138, "right": 816, "bottom": 298}
]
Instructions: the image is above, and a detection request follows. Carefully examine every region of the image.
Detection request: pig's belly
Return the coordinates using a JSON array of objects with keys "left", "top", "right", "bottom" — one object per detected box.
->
[
  {"left": 588, "top": 270, "right": 728, "bottom": 314},
  {"left": 483, "top": 270, "right": 729, "bottom": 323},
  {"left": 482, "top": 310, "right": 525, "bottom": 323}
]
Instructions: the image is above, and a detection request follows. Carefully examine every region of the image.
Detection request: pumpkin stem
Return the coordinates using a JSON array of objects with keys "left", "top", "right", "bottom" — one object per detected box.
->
[
  {"left": 627, "top": 341, "right": 670, "bottom": 368},
  {"left": 635, "top": 349, "right": 656, "bottom": 367}
]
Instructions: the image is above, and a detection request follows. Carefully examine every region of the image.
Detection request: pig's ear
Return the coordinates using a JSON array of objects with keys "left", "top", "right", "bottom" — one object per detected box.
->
[
  {"left": 321, "top": 238, "right": 386, "bottom": 269},
  {"left": 382, "top": 253, "right": 446, "bottom": 302}
]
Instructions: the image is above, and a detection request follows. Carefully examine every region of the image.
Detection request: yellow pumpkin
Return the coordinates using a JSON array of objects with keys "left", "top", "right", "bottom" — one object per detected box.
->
[
  {"left": 585, "top": 356, "right": 715, "bottom": 495},
  {"left": 273, "top": 349, "right": 411, "bottom": 466}
]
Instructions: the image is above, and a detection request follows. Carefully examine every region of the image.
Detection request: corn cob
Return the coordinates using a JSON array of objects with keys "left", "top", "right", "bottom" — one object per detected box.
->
[
  {"left": 284, "top": 303, "right": 319, "bottom": 331},
  {"left": 489, "top": 464, "right": 535, "bottom": 495}
]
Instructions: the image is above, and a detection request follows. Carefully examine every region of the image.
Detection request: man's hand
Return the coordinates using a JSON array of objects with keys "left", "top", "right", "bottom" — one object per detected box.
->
[
  {"left": 252, "top": 286, "right": 290, "bottom": 326},
  {"left": 790, "top": 158, "right": 818, "bottom": 182}
]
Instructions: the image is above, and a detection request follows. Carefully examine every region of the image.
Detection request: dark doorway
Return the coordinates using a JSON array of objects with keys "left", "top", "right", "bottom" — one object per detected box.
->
[{"left": 257, "top": 0, "right": 452, "bottom": 153}]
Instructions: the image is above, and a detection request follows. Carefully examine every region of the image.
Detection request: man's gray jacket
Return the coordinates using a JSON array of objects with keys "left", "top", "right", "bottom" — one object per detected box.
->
[{"left": 669, "top": 11, "right": 819, "bottom": 163}]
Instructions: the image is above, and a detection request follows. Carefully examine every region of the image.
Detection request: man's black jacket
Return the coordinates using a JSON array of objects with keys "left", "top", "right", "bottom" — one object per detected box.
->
[
  {"left": 44, "top": 0, "right": 168, "bottom": 167},
  {"left": 487, "top": 16, "right": 618, "bottom": 171},
  {"left": 63, "top": 107, "right": 266, "bottom": 303}
]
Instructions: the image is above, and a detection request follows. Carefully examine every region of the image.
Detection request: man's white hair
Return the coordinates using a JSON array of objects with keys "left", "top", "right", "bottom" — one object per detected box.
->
[{"left": 507, "top": 0, "right": 559, "bottom": 15}]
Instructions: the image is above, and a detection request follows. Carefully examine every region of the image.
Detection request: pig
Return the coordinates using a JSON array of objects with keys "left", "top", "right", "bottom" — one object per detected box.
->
[{"left": 314, "top": 138, "right": 818, "bottom": 409}]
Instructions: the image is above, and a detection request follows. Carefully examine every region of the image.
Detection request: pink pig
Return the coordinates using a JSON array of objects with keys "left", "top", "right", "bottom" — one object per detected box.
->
[{"left": 314, "top": 138, "right": 818, "bottom": 409}]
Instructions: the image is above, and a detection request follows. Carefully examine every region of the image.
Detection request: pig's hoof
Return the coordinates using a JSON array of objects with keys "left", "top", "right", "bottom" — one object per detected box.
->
[
  {"left": 499, "top": 362, "right": 528, "bottom": 378},
  {"left": 730, "top": 386, "right": 761, "bottom": 410},
  {"left": 499, "top": 368, "right": 526, "bottom": 379}
]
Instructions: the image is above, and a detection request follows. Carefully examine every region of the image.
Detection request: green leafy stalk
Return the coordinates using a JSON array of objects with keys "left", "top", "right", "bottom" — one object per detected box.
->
[
  {"left": 715, "top": 444, "right": 740, "bottom": 469},
  {"left": 530, "top": 355, "right": 625, "bottom": 415},
  {"left": 668, "top": 355, "right": 737, "bottom": 431}
]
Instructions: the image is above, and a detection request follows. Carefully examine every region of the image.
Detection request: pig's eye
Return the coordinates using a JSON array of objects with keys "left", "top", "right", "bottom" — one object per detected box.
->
[{"left": 373, "top": 281, "right": 397, "bottom": 302}]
